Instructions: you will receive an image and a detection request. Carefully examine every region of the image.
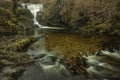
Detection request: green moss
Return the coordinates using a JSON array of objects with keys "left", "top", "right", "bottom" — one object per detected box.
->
[
  {"left": 0, "top": 51, "right": 33, "bottom": 70},
  {"left": 0, "top": 8, "right": 13, "bottom": 21},
  {"left": 0, "top": 7, "right": 20, "bottom": 35},
  {"left": 7, "top": 37, "right": 39, "bottom": 52},
  {"left": 111, "top": 29, "right": 120, "bottom": 36},
  {"left": 95, "top": 22, "right": 111, "bottom": 35}
]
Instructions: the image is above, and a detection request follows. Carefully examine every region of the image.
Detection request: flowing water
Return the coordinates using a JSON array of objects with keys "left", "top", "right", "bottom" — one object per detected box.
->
[
  {"left": 18, "top": 37, "right": 71, "bottom": 80},
  {"left": 19, "top": 3, "right": 120, "bottom": 80},
  {"left": 18, "top": 3, "right": 71, "bottom": 80},
  {"left": 22, "top": 3, "right": 65, "bottom": 29},
  {"left": 22, "top": 3, "right": 43, "bottom": 28}
]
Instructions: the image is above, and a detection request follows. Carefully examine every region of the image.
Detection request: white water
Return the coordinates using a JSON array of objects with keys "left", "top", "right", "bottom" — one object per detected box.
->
[
  {"left": 19, "top": 4, "right": 71, "bottom": 80},
  {"left": 86, "top": 50, "right": 120, "bottom": 79},
  {"left": 18, "top": 37, "right": 71, "bottom": 80},
  {"left": 21, "top": 3, "right": 120, "bottom": 80},
  {"left": 22, "top": 3, "right": 42, "bottom": 28},
  {"left": 22, "top": 3, "right": 65, "bottom": 30}
]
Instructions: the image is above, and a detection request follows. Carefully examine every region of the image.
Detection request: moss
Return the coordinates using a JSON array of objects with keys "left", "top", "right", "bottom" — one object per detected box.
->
[
  {"left": 0, "top": 52, "right": 32, "bottom": 65},
  {"left": 0, "top": 0, "right": 13, "bottom": 10},
  {"left": 7, "top": 37, "right": 39, "bottom": 52},
  {"left": 0, "top": 51, "right": 33, "bottom": 80},
  {"left": 95, "top": 22, "right": 111, "bottom": 35},
  {"left": 0, "top": 8, "right": 13, "bottom": 21},
  {"left": 16, "top": 8, "right": 33, "bottom": 19},
  {"left": 0, "top": 7, "right": 17, "bottom": 23},
  {"left": 111, "top": 29, "right": 120, "bottom": 36},
  {"left": 0, "top": 7, "right": 19, "bottom": 35}
]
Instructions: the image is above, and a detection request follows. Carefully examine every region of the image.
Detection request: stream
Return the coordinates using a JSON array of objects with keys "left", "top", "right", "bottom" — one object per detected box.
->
[
  {"left": 18, "top": 3, "right": 120, "bottom": 80},
  {"left": 18, "top": 3, "right": 71, "bottom": 80},
  {"left": 18, "top": 37, "right": 71, "bottom": 80}
]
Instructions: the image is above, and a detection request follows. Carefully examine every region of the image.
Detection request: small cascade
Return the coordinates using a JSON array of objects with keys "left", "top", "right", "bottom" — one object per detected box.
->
[
  {"left": 22, "top": 3, "right": 43, "bottom": 28},
  {"left": 21, "top": 3, "right": 120, "bottom": 80},
  {"left": 26, "top": 3, "right": 43, "bottom": 28},
  {"left": 85, "top": 50, "right": 120, "bottom": 79},
  {"left": 19, "top": 4, "right": 71, "bottom": 79},
  {"left": 18, "top": 36, "right": 71, "bottom": 80},
  {"left": 34, "top": 29, "right": 39, "bottom": 37},
  {"left": 22, "top": 3, "right": 65, "bottom": 34}
]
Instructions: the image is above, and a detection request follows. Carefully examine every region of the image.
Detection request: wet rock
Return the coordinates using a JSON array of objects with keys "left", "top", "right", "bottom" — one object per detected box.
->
[
  {"left": 7, "top": 37, "right": 40, "bottom": 52},
  {"left": 0, "top": 76, "right": 11, "bottom": 80},
  {"left": 19, "top": 57, "right": 71, "bottom": 80},
  {"left": 86, "top": 51, "right": 120, "bottom": 79},
  {"left": 0, "top": 66, "right": 26, "bottom": 80},
  {"left": 2, "top": 67, "right": 17, "bottom": 74},
  {"left": 0, "top": 59, "right": 14, "bottom": 65}
]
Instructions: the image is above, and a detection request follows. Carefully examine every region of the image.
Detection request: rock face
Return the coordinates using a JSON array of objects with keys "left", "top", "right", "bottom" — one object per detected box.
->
[{"left": 0, "top": 0, "right": 36, "bottom": 36}]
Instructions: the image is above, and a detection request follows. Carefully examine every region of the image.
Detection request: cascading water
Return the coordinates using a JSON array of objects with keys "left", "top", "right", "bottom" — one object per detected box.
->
[
  {"left": 22, "top": 3, "right": 65, "bottom": 36},
  {"left": 22, "top": 3, "right": 43, "bottom": 36},
  {"left": 20, "top": 3, "right": 120, "bottom": 80},
  {"left": 22, "top": 3, "right": 64, "bottom": 29},
  {"left": 18, "top": 36, "right": 71, "bottom": 80},
  {"left": 85, "top": 50, "right": 120, "bottom": 79},
  {"left": 22, "top": 3, "right": 43, "bottom": 28},
  {"left": 18, "top": 4, "right": 71, "bottom": 80}
]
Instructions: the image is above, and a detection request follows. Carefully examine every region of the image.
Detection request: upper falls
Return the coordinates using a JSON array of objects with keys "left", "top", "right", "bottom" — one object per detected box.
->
[
  {"left": 22, "top": 3, "right": 43, "bottom": 28},
  {"left": 22, "top": 3, "right": 65, "bottom": 30}
]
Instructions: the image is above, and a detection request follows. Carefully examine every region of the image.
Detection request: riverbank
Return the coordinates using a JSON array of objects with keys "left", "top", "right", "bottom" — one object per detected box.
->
[{"left": 0, "top": 35, "right": 39, "bottom": 80}]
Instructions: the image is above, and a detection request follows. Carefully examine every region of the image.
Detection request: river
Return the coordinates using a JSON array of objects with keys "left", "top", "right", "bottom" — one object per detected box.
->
[
  {"left": 18, "top": 3, "right": 120, "bottom": 80},
  {"left": 18, "top": 3, "right": 72, "bottom": 80}
]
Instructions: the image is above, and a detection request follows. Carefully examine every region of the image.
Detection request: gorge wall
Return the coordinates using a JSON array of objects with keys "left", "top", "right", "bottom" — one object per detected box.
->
[{"left": 40, "top": 0, "right": 120, "bottom": 36}]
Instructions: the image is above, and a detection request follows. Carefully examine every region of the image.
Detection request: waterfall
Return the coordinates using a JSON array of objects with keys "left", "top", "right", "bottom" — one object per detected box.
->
[
  {"left": 22, "top": 3, "right": 65, "bottom": 31},
  {"left": 22, "top": 3, "right": 43, "bottom": 28},
  {"left": 19, "top": 3, "right": 120, "bottom": 80},
  {"left": 18, "top": 4, "right": 71, "bottom": 78}
]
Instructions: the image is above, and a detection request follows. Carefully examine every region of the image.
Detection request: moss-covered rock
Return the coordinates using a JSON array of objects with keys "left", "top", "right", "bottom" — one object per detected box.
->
[
  {"left": 0, "top": 0, "right": 13, "bottom": 10},
  {"left": 0, "top": 36, "right": 38, "bottom": 80},
  {"left": 0, "top": 51, "right": 33, "bottom": 80},
  {"left": 16, "top": 7, "right": 33, "bottom": 19},
  {"left": 7, "top": 37, "right": 40, "bottom": 52},
  {"left": 0, "top": 7, "right": 19, "bottom": 35},
  {"left": 0, "top": 0, "right": 35, "bottom": 36}
]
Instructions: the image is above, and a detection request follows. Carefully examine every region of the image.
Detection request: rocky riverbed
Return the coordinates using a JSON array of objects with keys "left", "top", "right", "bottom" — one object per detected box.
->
[{"left": 0, "top": 0, "right": 120, "bottom": 80}]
